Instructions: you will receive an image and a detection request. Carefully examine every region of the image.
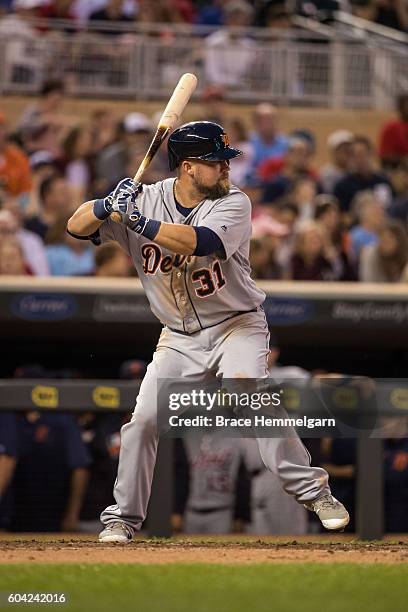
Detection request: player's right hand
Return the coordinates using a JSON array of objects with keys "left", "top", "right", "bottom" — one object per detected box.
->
[{"left": 103, "top": 178, "right": 143, "bottom": 217}]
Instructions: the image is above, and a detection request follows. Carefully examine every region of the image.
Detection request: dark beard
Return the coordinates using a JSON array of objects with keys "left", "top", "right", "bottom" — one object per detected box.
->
[{"left": 194, "top": 178, "right": 230, "bottom": 200}]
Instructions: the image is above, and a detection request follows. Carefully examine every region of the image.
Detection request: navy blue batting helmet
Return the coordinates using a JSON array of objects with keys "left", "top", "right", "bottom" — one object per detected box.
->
[{"left": 168, "top": 121, "right": 242, "bottom": 171}]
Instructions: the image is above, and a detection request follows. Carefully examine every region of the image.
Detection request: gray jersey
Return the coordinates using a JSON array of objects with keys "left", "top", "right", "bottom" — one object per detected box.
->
[
  {"left": 183, "top": 435, "right": 246, "bottom": 511},
  {"left": 99, "top": 178, "right": 265, "bottom": 333}
]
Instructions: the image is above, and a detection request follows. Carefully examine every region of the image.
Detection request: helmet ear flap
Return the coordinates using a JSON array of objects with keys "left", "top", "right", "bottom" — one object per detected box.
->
[{"left": 168, "top": 144, "right": 178, "bottom": 171}]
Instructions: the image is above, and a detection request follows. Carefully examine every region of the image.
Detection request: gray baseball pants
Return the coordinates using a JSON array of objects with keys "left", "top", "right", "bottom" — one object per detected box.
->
[{"left": 100, "top": 310, "right": 330, "bottom": 532}]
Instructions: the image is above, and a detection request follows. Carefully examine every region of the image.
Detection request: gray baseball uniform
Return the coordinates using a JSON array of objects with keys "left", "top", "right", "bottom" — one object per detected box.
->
[
  {"left": 99, "top": 178, "right": 330, "bottom": 532},
  {"left": 182, "top": 434, "right": 247, "bottom": 534}
]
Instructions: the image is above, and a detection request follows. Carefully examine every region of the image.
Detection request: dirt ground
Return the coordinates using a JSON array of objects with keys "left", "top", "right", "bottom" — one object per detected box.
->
[{"left": 1, "top": 535, "right": 408, "bottom": 564}]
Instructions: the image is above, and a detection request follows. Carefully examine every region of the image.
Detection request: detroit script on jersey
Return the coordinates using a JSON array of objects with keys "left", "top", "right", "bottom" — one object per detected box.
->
[{"left": 99, "top": 178, "right": 265, "bottom": 334}]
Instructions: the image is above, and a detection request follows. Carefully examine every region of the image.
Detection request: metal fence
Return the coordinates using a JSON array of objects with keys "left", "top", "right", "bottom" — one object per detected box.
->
[{"left": 0, "top": 19, "right": 407, "bottom": 108}]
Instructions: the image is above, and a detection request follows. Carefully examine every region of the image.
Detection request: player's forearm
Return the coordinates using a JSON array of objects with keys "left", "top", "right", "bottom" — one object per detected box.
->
[
  {"left": 153, "top": 223, "right": 197, "bottom": 255},
  {"left": 65, "top": 467, "right": 89, "bottom": 518},
  {"left": 67, "top": 201, "right": 104, "bottom": 236},
  {"left": 0, "top": 455, "right": 17, "bottom": 497}
]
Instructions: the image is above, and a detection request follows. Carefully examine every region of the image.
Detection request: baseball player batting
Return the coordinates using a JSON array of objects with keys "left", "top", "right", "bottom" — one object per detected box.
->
[{"left": 67, "top": 121, "right": 349, "bottom": 542}]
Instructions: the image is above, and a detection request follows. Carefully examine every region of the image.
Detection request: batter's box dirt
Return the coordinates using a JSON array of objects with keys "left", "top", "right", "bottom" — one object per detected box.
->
[{"left": 1, "top": 536, "right": 408, "bottom": 565}]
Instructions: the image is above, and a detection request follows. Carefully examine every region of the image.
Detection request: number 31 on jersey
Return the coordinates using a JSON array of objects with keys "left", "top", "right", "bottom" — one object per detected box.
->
[{"left": 191, "top": 260, "right": 226, "bottom": 298}]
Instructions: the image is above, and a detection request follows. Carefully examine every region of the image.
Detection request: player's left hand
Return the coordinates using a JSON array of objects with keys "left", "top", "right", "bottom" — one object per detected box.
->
[{"left": 106, "top": 178, "right": 143, "bottom": 217}]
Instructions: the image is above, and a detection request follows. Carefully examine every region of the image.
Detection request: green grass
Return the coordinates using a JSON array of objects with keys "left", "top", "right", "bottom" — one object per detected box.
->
[{"left": 0, "top": 564, "right": 407, "bottom": 612}]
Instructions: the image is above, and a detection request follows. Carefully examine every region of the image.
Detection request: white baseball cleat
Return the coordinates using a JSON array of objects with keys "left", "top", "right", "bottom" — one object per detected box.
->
[
  {"left": 304, "top": 494, "right": 350, "bottom": 531},
  {"left": 99, "top": 521, "right": 133, "bottom": 543}
]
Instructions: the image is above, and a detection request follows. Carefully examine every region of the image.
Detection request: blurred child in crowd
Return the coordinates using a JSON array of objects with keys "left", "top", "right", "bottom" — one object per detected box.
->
[
  {"left": 360, "top": 220, "right": 408, "bottom": 282},
  {"left": 289, "top": 220, "right": 343, "bottom": 281},
  {"left": 349, "top": 190, "right": 386, "bottom": 262}
]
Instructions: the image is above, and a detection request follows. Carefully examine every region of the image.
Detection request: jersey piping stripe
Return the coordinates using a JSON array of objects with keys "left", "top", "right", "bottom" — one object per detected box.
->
[
  {"left": 170, "top": 270, "right": 186, "bottom": 333},
  {"left": 183, "top": 261, "right": 204, "bottom": 330},
  {"left": 182, "top": 200, "right": 206, "bottom": 225},
  {"left": 160, "top": 182, "right": 175, "bottom": 223},
  {"left": 261, "top": 308, "right": 270, "bottom": 378},
  {"left": 198, "top": 190, "right": 240, "bottom": 221}
]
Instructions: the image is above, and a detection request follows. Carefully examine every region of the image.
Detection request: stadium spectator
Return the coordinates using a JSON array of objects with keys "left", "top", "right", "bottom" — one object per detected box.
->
[
  {"left": 136, "top": 0, "right": 191, "bottom": 24},
  {"left": 333, "top": 136, "right": 393, "bottom": 213},
  {"left": 204, "top": 1, "right": 255, "bottom": 88},
  {"left": 0, "top": 0, "right": 12, "bottom": 16},
  {"left": 94, "top": 242, "right": 131, "bottom": 277},
  {"left": 296, "top": 0, "right": 351, "bottom": 24},
  {"left": 20, "top": 122, "right": 63, "bottom": 162},
  {"left": 0, "top": 235, "right": 32, "bottom": 275},
  {"left": 314, "top": 195, "right": 356, "bottom": 280},
  {"left": 0, "top": 412, "right": 18, "bottom": 531},
  {"left": 276, "top": 201, "right": 300, "bottom": 230},
  {"left": 260, "top": 139, "right": 317, "bottom": 205},
  {"left": 289, "top": 219, "right": 343, "bottom": 280},
  {"left": 373, "top": 0, "right": 408, "bottom": 32},
  {"left": 89, "top": 108, "right": 118, "bottom": 157},
  {"left": 249, "top": 236, "right": 283, "bottom": 280},
  {"left": 319, "top": 130, "right": 354, "bottom": 194},
  {"left": 18, "top": 78, "right": 66, "bottom": 138},
  {"left": 0, "top": 199, "right": 49, "bottom": 275},
  {"left": 89, "top": 0, "right": 135, "bottom": 33},
  {"left": 0, "top": 0, "right": 43, "bottom": 87},
  {"left": 24, "top": 150, "right": 59, "bottom": 222},
  {"left": 378, "top": 93, "right": 408, "bottom": 168},
  {"left": 389, "top": 158, "right": 408, "bottom": 222},
  {"left": 195, "top": 0, "right": 225, "bottom": 25},
  {"left": 349, "top": 190, "right": 385, "bottom": 261},
  {"left": 11, "top": 411, "right": 90, "bottom": 532},
  {"left": 45, "top": 213, "right": 95, "bottom": 276},
  {"left": 25, "top": 173, "right": 72, "bottom": 240},
  {"left": 359, "top": 220, "right": 408, "bottom": 282},
  {"left": 246, "top": 103, "right": 288, "bottom": 183},
  {"left": 29, "top": 149, "right": 59, "bottom": 180},
  {"left": 63, "top": 124, "right": 93, "bottom": 202},
  {"left": 201, "top": 85, "right": 227, "bottom": 125},
  {"left": 226, "top": 117, "right": 254, "bottom": 187},
  {"left": 273, "top": 201, "right": 300, "bottom": 273},
  {"left": 256, "top": 1, "right": 292, "bottom": 28},
  {"left": 289, "top": 177, "right": 318, "bottom": 222},
  {"left": 0, "top": 112, "right": 32, "bottom": 207},
  {"left": 95, "top": 112, "right": 151, "bottom": 195},
  {"left": 38, "top": 0, "right": 78, "bottom": 31}
]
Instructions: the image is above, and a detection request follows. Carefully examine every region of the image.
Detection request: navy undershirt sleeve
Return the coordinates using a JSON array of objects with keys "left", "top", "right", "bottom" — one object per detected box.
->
[{"left": 193, "top": 226, "right": 225, "bottom": 257}]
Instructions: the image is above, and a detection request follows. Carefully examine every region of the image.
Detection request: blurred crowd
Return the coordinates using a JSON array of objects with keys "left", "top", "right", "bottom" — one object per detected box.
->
[
  {"left": 0, "top": 0, "right": 407, "bottom": 33},
  {"left": 1, "top": 82, "right": 408, "bottom": 282}
]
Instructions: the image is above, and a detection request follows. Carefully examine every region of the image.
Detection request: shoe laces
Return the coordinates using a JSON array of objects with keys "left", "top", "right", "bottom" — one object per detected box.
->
[
  {"left": 315, "top": 495, "right": 339, "bottom": 510},
  {"left": 107, "top": 521, "right": 132, "bottom": 535}
]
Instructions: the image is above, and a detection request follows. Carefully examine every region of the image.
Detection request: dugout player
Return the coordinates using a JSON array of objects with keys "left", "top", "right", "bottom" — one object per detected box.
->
[
  {"left": 0, "top": 412, "right": 18, "bottom": 530},
  {"left": 67, "top": 121, "right": 349, "bottom": 542}
]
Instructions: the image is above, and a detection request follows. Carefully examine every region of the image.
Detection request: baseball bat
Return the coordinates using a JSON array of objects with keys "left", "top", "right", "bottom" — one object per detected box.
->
[{"left": 111, "top": 72, "right": 198, "bottom": 222}]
